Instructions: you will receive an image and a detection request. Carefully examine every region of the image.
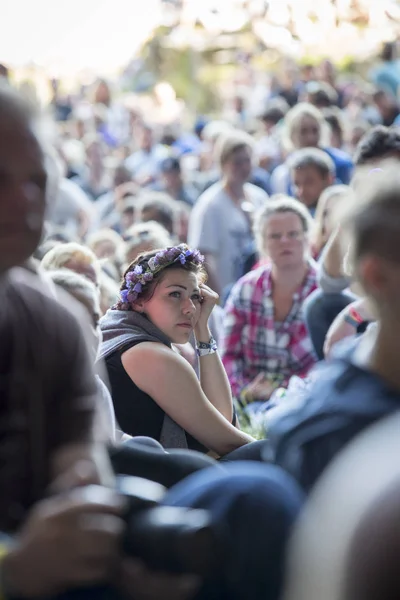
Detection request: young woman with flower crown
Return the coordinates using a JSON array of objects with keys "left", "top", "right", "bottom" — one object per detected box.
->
[{"left": 99, "top": 243, "right": 255, "bottom": 457}]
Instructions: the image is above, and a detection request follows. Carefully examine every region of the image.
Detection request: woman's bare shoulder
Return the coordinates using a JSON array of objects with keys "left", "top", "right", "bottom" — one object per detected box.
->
[{"left": 122, "top": 342, "right": 187, "bottom": 371}]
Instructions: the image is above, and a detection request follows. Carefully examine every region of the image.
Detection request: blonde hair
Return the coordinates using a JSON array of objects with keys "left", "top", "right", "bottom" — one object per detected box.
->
[
  {"left": 47, "top": 269, "right": 100, "bottom": 313},
  {"left": 214, "top": 130, "right": 255, "bottom": 167},
  {"left": 87, "top": 229, "right": 125, "bottom": 257},
  {"left": 254, "top": 195, "right": 313, "bottom": 256},
  {"left": 282, "top": 102, "right": 329, "bottom": 152},
  {"left": 124, "top": 221, "right": 172, "bottom": 256},
  {"left": 312, "top": 185, "right": 351, "bottom": 256},
  {"left": 40, "top": 242, "right": 101, "bottom": 279}
]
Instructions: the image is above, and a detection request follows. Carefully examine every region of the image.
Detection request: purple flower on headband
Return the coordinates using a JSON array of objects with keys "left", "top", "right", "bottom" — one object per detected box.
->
[
  {"left": 120, "top": 289, "right": 129, "bottom": 303},
  {"left": 143, "top": 272, "right": 153, "bottom": 282},
  {"left": 125, "top": 272, "right": 136, "bottom": 284},
  {"left": 133, "top": 265, "right": 143, "bottom": 275},
  {"left": 166, "top": 248, "right": 177, "bottom": 261},
  {"left": 133, "top": 282, "right": 142, "bottom": 293},
  {"left": 192, "top": 249, "right": 204, "bottom": 264},
  {"left": 178, "top": 253, "right": 186, "bottom": 265},
  {"left": 148, "top": 257, "right": 157, "bottom": 271}
]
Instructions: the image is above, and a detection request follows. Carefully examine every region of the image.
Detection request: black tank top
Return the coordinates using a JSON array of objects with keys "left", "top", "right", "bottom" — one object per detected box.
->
[{"left": 105, "top": 341, "right": 208, "bottom": 453}]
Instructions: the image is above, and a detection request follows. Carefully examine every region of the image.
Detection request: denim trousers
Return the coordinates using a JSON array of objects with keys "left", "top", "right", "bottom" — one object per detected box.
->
[{"left": 40, "top": 463, "right": 304, "bottom": 600}]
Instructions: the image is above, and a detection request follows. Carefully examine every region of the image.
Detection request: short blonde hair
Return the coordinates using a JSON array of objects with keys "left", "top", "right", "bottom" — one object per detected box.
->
[
  {"left": 47, "top": 268, "right": 100, "bottom": 312},
  {"left": 214, "top": 130, "right": 255, "bottom": 168},
  {"left": 40, "top": 242, "right": 101, "bottom": 279},
  {"left": 87, "top": 229, "right": 124, "bottom": 256},
  {"left": 123, "top": 221, "right": 172, "bottom": 264},
  {"left": 254, "top": 195, "right": 313, "bottom": 255}
]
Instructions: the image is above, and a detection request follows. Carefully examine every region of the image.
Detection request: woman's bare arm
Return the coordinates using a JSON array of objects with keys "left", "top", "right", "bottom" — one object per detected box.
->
[{"left": 122, "top": 342, "right": 254, "bottom": 456}]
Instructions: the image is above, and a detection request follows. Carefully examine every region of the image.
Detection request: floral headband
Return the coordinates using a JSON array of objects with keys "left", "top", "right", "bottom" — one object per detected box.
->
[{"left": 118, "top": 244, "right": 204, "bottom": 307}]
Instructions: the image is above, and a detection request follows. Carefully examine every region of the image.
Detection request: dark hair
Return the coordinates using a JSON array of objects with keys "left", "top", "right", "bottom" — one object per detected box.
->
[
  {"left": 353, "top": 126, "right": 400, "bottom": 166},
  {"left": 259, "top": 99, "right": 289, "bottom": 124},
  {"left": 289, "top": 147, "right": 336, "bottom": 178},
  {"left": 139, "top": 193, "right": 177, "bottom": 235},
  {"left": 160, "top": 157, "right": 181, "bottom": 173},
  {"left": 381, "top": 41, "right": 396, "bottom": 62},
  {"left": 306, "top": 82, "right": 338, "bottom": 108},
  {"left": 115, "top": 247, "right": 207, "bottom": 309},
  {"left": 323, "top": 107, "right": 345, "bottom": 142}
]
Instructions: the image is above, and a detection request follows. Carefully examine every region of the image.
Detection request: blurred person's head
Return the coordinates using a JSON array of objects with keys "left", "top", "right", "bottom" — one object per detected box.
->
[
  {"left": 160, "top": 157, "right": 182, "bottom": 192},
  {"left": 284, "top": 103, "right": 327, "bottom": 151},
  {"left": 113, "top": 164, "right": 132, "bottom": 189},
  {"left": 372, "top": 88, "right": 399, "bottom": 120},
  {"left": 305, "top": 82, "right": 338, "bottom": 109},
  {"left": 300, "top": 63, "right": 316, "bottom": 83},
  {"left": 175, "top": 201, "right": 191, "bottom": 243},
  {"left": 120, "top": 197, "right": 136, "bottom": 232},
  {"left": 342, "top": 163, "right": 400, "bottom": 321},
  {"left": 347, "top": 121, "right": 371, "bottom": 155},
  {"left": 138, "top": 192, "right": 176, "bottom": 236},
  {"left": 160, "top": 125, "right": 177, "bottom": 147},
  {"left": 202, "top": 120, "right": 233, "bottom": 146},
  {"left": 319, "top": 59, "right": 337, "bottom": 86},
  {"left": 40, "top": 242, "right": 101, "bottom": 286},
  {"left": 259, "top": 98, "right": 289, "bottom": 133},
  {"left": 215, "top": 130, "right": 255, "bottom": 186},
  {"left": 123, "top": 221, "right": 172, "bottom": 265},
  {"left": 93, "top": 79, "right": 112, "bottom": 107},
  {"left": 254, "top": 196, "right": 313, "bottom": 270},
  {"left": 0, "top": 82, "right": 47, "bottom": 273},
  {"left": 87, "top": 228, "right": 125, "bottom": 261},
  {"left": 137, "top": 122, "right": 154, "bottom": 152},
  {"left": 289, "top": 148, "right": 336, "bottom": 210},
  {"left": 84, "top": 134, "right": 106, "bottom": 172},
  {"left": 312, "top": 185, "right": 350, "bottom": 257},
  {"left": 381, "top": 41, "right": 397, "bottom": 62},
  {"left": 47, "top": 269, "right": 101, "bottom": 353},
  {"left": 323, "top": 107, "right": 345, "bottom": 149},
  {"left": 353, "top": 125, "right": 400, "bottom": 166}
]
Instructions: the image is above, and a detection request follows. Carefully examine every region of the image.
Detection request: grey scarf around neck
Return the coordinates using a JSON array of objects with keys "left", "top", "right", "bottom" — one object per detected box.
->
[{"left": 99, "top": 309, "right": 188, "bottom": 449}]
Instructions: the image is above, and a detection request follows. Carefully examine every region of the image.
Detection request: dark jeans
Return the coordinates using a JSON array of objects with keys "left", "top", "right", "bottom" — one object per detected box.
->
[
  {"left": 109, "top": 438, "right": 270, "bottom": 490},
  {"left": 46, "top": 463, "right": 304, "bottom": 600},
  {"left": 109, "top": 438, "right": 221, "bottom": 489},
  {"left": 303, "top": 289, "right": 355, "bottom": 360}
]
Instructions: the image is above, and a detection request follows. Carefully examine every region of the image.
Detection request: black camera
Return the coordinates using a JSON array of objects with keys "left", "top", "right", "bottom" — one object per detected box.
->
[{"left": 117, "top": 475, "right": 223, "bottom": 577}]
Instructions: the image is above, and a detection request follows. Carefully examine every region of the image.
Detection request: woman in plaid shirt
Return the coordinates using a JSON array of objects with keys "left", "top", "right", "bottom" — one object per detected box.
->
[{"left": 221, "top": 196, "right": 318, "bottom": 406}]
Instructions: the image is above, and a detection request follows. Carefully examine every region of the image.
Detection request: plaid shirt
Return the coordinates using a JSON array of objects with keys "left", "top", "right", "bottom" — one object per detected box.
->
[{"left": 221, "top": 262, "right": 318, "bottom": 398}]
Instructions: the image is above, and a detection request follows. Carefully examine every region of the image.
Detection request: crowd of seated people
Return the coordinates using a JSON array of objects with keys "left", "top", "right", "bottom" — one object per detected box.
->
[{"left": 3, "top": 49, "right": 400, "bottom": 600}]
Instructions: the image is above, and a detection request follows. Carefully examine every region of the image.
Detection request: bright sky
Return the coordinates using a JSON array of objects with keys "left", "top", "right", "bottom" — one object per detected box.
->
[{"left": 0, "top": 0, "right": 161, "bottom": 74}]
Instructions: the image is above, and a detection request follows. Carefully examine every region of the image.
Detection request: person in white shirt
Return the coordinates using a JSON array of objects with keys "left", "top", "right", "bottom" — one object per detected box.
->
[{"left": 188, "top": 130, "right": 269, "bottom": 295}]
